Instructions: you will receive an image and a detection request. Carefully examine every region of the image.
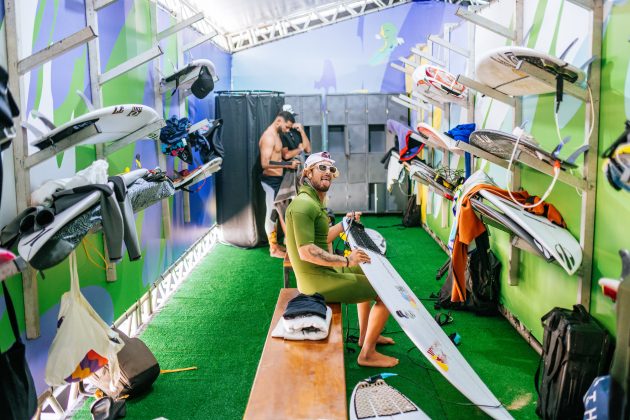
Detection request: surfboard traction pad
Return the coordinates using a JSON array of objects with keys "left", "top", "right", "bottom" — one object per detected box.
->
[
  {"left": 469, "top": 129, "right": 577, "bottom": 169},
  {"left": 353, "top": 380, "right": 419, "bottom": 419}
]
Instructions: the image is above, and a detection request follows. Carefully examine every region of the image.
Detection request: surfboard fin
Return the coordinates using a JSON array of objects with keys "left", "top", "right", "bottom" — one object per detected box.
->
[
  {"left": 580, "top": 56, "right": 597, "bottom": 73},
  {"left": 551, "top": 136, "right": 571, "bottom": 159},
  {"left": 21, "top": 120, "right": 44, "bottom": 138},
  {"left": 364, "top": 373, "right": 397, "bottom": 383},
  {"left": 520, "top": 24, "right": 534, "bottom": 47},
  {"left": 619, "top": 249, "right": 630, "bottom": 280},
  {"left": 30, "top": 110, "right": 56, "bottom": 130},
  {"left": 564, "top": 144, "right": 589, "bottom": 165},
  {"left": 76, "top": 90, "right": 95, "bottom": 112},
  {"left": 559, "top": 37, "right": 579, "bottom": 60}
]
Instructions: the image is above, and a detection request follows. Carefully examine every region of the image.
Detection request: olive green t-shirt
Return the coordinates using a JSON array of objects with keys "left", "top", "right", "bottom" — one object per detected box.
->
[{"left": 285, "top": 184, "right": 332, "bottom": 275}]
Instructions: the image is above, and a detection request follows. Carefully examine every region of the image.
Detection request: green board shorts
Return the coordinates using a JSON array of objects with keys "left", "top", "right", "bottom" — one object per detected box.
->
[{"left": 294, "top": 265, "right": 377, "bottom": 304}]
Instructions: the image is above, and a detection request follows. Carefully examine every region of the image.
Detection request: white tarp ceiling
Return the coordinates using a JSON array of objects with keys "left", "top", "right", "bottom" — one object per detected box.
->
[{"left": 190, "top": 0, "right": 345, "bottom": 34}]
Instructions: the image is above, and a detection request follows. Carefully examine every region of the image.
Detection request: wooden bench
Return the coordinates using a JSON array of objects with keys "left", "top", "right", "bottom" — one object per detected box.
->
[{"left": 244, "top": 288, "right": 347, "bottom": 420}]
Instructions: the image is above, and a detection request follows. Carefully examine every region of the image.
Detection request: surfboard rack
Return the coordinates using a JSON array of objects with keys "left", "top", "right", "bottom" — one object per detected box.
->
[
  {"left": 454, "top": 139, "right": 588, "bottom": 190},
  {"left": 410, "top": 47, "right": 446, "bottom": 67},
  {"left": 412, "top": 90, "right": 445, "bottom": 111},
  {"left": 456, "top": 75, "right": 517, "bottom": 108},
  {"left": 391, "top": 94, "right": 432, "bottom": 113},
  {"left": 515, "top": 60, "right": 589, "bottom": 102},
  {"left": 172, "top": 157, "right": 223, "bottom": 190},
  {"left": 390, "top": 62, "right": 414, "bottom": 76},
  {"left": 455, "top": 7, "right": 517, "bottom": 41},
  {"left": 99, "top": 46, "right": 164, "bottom": 85},
  {"left": 428, "top": 35, "right": 471, "bottom": 59},
  {"left": 24, "top": 124, "right": 101, "bottom": 169},
  {"left": 103, "top": 119, "right": 166, "bottom": 156}
]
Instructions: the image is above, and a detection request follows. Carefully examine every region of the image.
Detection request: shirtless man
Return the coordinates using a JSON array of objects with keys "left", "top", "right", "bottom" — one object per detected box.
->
[{"left": 259, "top": 111, "right": 299, "bottom": 258}]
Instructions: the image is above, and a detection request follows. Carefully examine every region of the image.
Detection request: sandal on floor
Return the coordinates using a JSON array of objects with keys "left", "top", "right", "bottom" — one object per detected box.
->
[{"left": 91, "top": 396, "right": 127, "bottom": 420}]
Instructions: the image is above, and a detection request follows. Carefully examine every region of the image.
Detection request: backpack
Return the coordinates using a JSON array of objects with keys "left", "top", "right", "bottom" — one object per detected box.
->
[
  {"left": 402, "top": 194, "right": 420, "bottom": 227},
  {"left": 436, "top": 232, "right": 500, "bottom": 315},
  {"left": 535, "top": 305, "right": 611, "bottom": 419},
  {"left": 88, "top": 328, "right": 160, "bottom": 399}
]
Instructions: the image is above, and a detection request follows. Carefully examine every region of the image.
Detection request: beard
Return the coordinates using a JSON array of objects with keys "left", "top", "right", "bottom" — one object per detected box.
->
[{"left": 311, "top": 177, "right": 331, "bottom": 192}]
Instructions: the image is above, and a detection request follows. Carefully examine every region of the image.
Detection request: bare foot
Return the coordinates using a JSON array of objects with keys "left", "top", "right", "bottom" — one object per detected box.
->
[
  {"left": 357, "top": 350, "right": 399, "bottom": 368},
  {"left": 358, "top": 335, "right": 396, "bottom": 347}
]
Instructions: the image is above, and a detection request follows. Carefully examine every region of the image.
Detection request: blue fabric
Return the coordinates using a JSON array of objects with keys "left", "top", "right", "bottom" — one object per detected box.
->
[
  {"left": 160, "top": 116, "right": 190, "bottom": 145},
  {"left": 583, "top": 375, "right": 610, "bottom": 420},
  {"left": 446, "top": 123, "right": 476, "bottom": 178}
]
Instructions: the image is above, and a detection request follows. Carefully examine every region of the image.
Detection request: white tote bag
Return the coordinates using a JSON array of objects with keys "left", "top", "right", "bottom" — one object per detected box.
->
[{"left": 45, "top": 252, "right": 124, "bottom": 388}]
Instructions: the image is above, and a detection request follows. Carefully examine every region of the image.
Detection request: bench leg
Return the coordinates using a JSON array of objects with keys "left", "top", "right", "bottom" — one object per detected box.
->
[{"left": 283, "top": 267, "right": 291, "bottom": 288}]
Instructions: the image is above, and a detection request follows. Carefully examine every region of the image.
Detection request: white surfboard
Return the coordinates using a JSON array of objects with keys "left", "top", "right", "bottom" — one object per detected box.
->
[
  {"left": 469, "top": 129, "right": 577, "bottom": 169},
  {"left": 416, "top": 123, "right": 463, "bottom": 155},
  {"left": 365, "top": 228, "right": 387, "bottom": 255},
  {"left": 470, "top": 197, "right": 553, "bottom": 262},
  {"left": 412, "top": 64, "right": 468, "bottom": 106},
  {"left": 172, "top": 157, "right": 222, "bottom": 189},
  {"left": 476, "top": 46, "right": 585, "bottom": 96},
  {"left": 478, "top": 190, "right": 582, "bottom": 275},
  {"left": 161, "top": 59, "right": 219, "bottom": 94},
  {"left": 350, "top": 379, "right": 429, "bottom": 420},
  {"left": 31, "top": 105, "right": 160, "bottom": 150},
  {"left": 344, "top": 221, "right": 513, "bottom": 420}
]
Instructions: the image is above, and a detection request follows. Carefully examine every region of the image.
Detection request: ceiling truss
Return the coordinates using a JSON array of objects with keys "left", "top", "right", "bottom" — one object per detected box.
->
[{"left": 226, "top": 0, "right": 411, "bottom": 52}]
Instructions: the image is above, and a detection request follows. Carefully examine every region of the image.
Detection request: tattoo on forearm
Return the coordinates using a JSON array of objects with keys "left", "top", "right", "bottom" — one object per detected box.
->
[{"left": 305, "top": 244, "right": 344, "bottom": 264}]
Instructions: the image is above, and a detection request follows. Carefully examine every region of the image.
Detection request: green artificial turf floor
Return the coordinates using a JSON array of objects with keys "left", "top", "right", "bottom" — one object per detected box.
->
[{"left": 75, "top": 215, "right": 539, "bottom": 419}]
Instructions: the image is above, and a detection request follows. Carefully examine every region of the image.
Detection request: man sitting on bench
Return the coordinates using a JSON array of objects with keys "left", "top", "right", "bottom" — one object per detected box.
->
[{"left": 284, "top": 152, "right": 399, "bottom": 368}]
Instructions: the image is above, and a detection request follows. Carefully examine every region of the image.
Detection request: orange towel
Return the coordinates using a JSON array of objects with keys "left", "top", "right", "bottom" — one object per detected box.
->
[{"left": 451, "top": 184, "right": 566, "bottom": 303}]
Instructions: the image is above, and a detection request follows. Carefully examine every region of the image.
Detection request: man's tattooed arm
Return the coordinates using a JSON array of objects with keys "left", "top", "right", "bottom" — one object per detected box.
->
[{"left": 298, "top": 244, "right": 347, "bottom": 267}]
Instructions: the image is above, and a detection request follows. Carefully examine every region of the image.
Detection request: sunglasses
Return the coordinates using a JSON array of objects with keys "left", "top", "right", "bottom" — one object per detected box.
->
[{"left": 316, "top": 164, "right": 338, "bottom": 174}]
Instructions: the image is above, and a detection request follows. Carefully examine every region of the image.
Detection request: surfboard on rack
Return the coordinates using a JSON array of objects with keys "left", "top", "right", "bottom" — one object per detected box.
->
[
  {"left": 478, "top": 190, "right": 582, "bottom": 275},
  {"left": 172, "top": 157, "right": 223, "bottom": 190},
  {"left": 416, "top": 123, "right": 463, "bottom": 154},
  {"left": 408, "top": 159, "right": 456, "bottom": 200},
  {"left": 161, "top": 59, "right": 219, "bottom": 94},
  {"left": 349, "top": 378, "right": 429, "bottom": 420},
  {"left": 343, "top": 220, "right": 513, "bottom": 420},
  {"left": 476, "top": 46, "right": 585, "bottom": 96},
  {"left": 412, "top": 64, "right": 468, "bottom": 106},
  {"left": 470, "top": 197, "right": 553, "bottom": 262},
  {"left": 30, "top": 105, "right": 160, "bottom": 151},
  {"left": 469, "top": 129, "right": 578, "bottom": 169}
]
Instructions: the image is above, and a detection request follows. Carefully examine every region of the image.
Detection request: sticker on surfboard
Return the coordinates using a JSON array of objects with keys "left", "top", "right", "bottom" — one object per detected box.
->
[
  {"left": 478, "top": 190, "right": 582, "bottom": 275},
  {"left": 30, "top": 105, "right": 160, "bottom": 151},
  {"left": 343, "top": 220, "right": 513, "bottom": 419},
  {"left": 350, "top": 378, "right": 429, "bottom": 420},
  {"left": 412, "top": 64, "right": 468, "bottom": 106},
  {"left": 476, "top": 46, "right": 585, "bottom": 96}
]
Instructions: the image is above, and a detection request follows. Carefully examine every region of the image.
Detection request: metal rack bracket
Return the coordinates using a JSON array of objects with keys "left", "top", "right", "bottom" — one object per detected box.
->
[
  {"left": 456, "top": 75, "right": 517, "bottom": 107},
  {"left": 515, "top": 60, "right": 589, "bottom": 101},
  {"left": 157, "top": 12, "right": 204, "bottom": 41},
  {"left": 428, "top": 35, "right": 470, "bottom": 58},
  {"left": 410, "top": 47, "right": 446, "bottom": 67},
  {"left": 103, "top": 119, "right": 165, "bottom": 156},
  {"left": 24, "top": 124, "right": 101, "bottom": 169}
]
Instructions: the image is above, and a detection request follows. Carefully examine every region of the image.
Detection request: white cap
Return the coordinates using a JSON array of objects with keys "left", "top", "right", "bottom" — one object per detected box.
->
[
  {"left": 304, "top": 152, "right": 335, "bottom": 169},
  {"left": 282, "top": 104, "right": 297, "bottom": 115}
]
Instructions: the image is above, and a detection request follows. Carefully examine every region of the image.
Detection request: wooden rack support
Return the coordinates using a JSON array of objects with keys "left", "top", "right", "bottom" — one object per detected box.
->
[
  {"left": 410, "top": 47, "right": 446, "bottom": 67},
  {"left": 428, "top": 34, "right": 470, "bottom": 58},
  {"left": 455, "top": 7, "right": 516, "bottom": 40}
]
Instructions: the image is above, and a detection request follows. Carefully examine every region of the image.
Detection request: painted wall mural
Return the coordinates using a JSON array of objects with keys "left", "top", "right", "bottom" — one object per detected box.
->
[
  {"left": 0, "top": 0, "right": 230, "bottom": 394},
  {"left": 232, "top": 2, "right": 457, "bottom": 95}
]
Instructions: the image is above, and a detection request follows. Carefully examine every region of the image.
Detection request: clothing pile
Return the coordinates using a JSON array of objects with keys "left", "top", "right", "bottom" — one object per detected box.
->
[{"left": 272, "top": 293, "right": 332, "bottom": 341}]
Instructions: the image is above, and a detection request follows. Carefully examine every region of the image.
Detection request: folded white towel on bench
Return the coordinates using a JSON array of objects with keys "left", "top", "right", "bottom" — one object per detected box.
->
[{"left": 271, "top": 306, "right": 332, "bottom": 341}]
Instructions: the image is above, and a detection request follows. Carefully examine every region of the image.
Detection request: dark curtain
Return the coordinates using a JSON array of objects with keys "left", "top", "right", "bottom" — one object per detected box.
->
[{"left": 216, "top": 93, "right": 284, "bottom": 247}]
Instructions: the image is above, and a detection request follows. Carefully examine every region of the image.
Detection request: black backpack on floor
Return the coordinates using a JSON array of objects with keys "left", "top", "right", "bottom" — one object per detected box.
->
[
  {"left": 535, "top": 304, "right": 612, "bottom": 419},
  {"left": 436, "top": 232, "right": 501, "bottom": 315}
]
